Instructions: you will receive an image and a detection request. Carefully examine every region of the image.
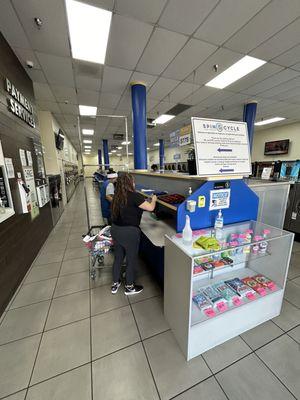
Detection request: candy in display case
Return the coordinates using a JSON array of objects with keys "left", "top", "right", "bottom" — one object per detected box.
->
[{"left": 164, "top": 220, "right": 294, "bottom": 360}]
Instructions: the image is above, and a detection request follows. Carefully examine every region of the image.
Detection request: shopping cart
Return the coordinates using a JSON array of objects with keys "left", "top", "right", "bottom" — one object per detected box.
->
[{"left": 82, "top": 225, "right": 113, "bottom": 280}]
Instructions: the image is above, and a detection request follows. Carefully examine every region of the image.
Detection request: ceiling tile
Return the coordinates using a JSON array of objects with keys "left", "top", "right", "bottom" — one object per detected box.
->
[
  {"left": 115, "top": 0, "right": 167, "bottom": 24},
  {"left": 80, "top": 0, "right": 114, "bottom": 10},
  {"left": 257, "top": 77, "right": 300, "bottom": 99},
  {"left": 168, "top": 81, "right": 200, "bottom": 104},
  {"left": 242, "top": 68, "right": 300, "bottom": 95},
  {"left": 77, "top": 89, "right": 99, "bottom": 105},
  {"left": 12, "top": 47, "right": 41, "bottom": 69},
  {"left": 33, "top": 82, "right": 56, "bottom": 101},
  {"left": 272, "top": 44, "right": 300, "bottom": 68},
  {"left": 12, "top": 0, "right": 70, "bottom": 57},
  {"left": 194, "top": 0, "right": 269, "bottom": 45},
  {"left": 149, "top": 101, "right": 177, "bottom": 116},
  {"left": 101, "top": 66, "right": 132, "bottom": 94},
  {"left": 147, "top": 99, "right": 160, "bottom": 111},
  {"left": 182, "top": 85, "right": 217, "bottom": 106},
  {"left": 106, "top": 14, "right": 153, "bottom": 70},
  {"left": 131, "top": 72, "right": 158, "bottom": 88},
  {"left": 25, "top": 69, "right": 47, "bottom": 84},
  {"left": 63, "top": 115, "right": 78, "bottom": 124},
  {"left": 99, "top": 93, "right": 121, "bottom": 109},
  {"left": 251, "top": 19, "right": 300, "bottom": 61},
  {"left": 274, "top": 86, "right": 300, "bottom": 102},
  {"left": 36, "top": 52, "right": 75, "bottom": 86},
  {"left": 0, "top": 1, "right": 30, "bottom": 48},
  {"left": 291, "top": 62, "right": 300, "bottom": 71},
  {"left": 228, "top": 63, "right": 283, "bottom": 92},
  {"left": 163, "top": 38, "right": 217, "bottom": 81},
  {"left": 159, "top": 0, "right": 219, "bottom": 35},
  {"left": 113, "top": 94, "right": 132, "bottom": 112},
  {"left": 185, "top": 48, "right": 243, "bottom": 86},
  {"left": 75, "top": 75, "right": 102, "bottom": 91},
  {"left": 136, "top": 27, "right": 187, "bottom": 75},
  {"left": 37, "top": 100, "right": 61, "bottom": 113},
  {"left": 73, "top": 60, "right": 103, "bottom": 79},
  {"left": 147, "top": 77, "right": 180, "bottom": 101},
  {"left": 51, "top": 86, "right": 77, "bottom": 103},
  {"left": 224, "top": 0, "right": 300, "bottom": 53},
  {"left": 59, "top": 103, "right": 79, "bottom": 115},
  {"left": 198, "top": 90, "right": 233, "bottom": 108}
]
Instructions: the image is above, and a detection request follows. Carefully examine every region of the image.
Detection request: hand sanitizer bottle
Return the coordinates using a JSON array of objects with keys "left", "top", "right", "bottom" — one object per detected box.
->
[
  {"left": 214, "top": 210, "right": 224, "bottom": 240},
  {"left": 182, "top": 215, "right": 193, "bottom": 246},
  {"left": 214, "top": 210, "right": 223, "bottom": 229}
]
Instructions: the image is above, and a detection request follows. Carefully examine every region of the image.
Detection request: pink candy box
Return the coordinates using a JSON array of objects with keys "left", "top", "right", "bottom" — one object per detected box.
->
[
  {"left": 204, "top": 308, "right": 216, "bottom": 318},
  {"left": 233, "top": 297, "right": 242, "bottom": 306},
  {"left": 217, "top": 301, "right": 228, "bottom": 312}
]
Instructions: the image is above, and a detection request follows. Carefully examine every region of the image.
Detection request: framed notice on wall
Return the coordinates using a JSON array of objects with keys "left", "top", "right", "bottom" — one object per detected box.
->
[{"left": 191, "top": 117, "right": 251, "bottom": 177}]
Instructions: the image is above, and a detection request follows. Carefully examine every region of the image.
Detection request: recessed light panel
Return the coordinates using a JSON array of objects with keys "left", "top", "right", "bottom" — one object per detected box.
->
[
  {"left": 82, "top": 129, "right": 94, "bottom": 135},
  {"left": 79, "top": 105, "right": 97, "bottom": 116},
  {"left": 205, "top": 56, "right": 266, "bottom": 89},
  {"left": 153, "top": 114, "right": 175, "bottom": 125},
  {"left": 66, "top": 0, "right": 112, "bottom": 64},
  {"left": 255, "top": 117, "right": 286, "bottom": 126}
]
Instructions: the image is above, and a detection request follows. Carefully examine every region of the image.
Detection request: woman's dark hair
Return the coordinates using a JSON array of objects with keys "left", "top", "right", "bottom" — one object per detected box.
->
[
  {"left": 111, "top": 173, "right": 135, "bottom": 219},
  {"left": 151, "top": 164, "right": 158, "bottom": 171}
]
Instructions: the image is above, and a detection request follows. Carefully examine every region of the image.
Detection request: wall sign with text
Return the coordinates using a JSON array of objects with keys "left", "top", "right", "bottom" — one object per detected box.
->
[
  {"left": 5, "top": 78, "right": 36, "bottom": 128},
  {"left": 191, "top": 117, "right": 251, "bottom": 177}
]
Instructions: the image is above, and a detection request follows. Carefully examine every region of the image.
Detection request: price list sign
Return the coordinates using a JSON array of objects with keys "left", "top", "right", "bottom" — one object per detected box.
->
[{"left": 191, "top": 117, "right": 251, "bottom": 177}]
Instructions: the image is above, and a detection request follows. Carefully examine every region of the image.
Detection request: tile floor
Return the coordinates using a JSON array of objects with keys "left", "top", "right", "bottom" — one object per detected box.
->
[{"left": 0, "top": 182, "right": 299, "bottom": 400}]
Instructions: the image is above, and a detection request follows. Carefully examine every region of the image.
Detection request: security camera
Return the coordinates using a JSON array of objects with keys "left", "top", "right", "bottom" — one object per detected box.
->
[
  {"left": 213, "top": 64, "right": 219, "bottom": 72},
  {"left": 26, "top": 60, "right": 34, "bottom": 69},
  {"left": 34, "top": 17, "right": 43, "bottom": 28}
]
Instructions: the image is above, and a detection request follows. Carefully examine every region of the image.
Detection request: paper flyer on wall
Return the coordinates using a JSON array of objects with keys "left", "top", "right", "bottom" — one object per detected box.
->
[{"left": 4, "top": 158, "right": 15, "bottom": 178}]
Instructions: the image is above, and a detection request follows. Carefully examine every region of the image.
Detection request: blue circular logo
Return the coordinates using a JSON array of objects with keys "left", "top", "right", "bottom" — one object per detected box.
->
[{"left": 216, "top": 123, "right": 223, "bottom": 132}]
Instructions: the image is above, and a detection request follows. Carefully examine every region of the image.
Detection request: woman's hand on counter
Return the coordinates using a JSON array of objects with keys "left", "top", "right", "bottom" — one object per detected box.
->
[{"left": 139, "top": 194, "right": 157, "bottom": 212}]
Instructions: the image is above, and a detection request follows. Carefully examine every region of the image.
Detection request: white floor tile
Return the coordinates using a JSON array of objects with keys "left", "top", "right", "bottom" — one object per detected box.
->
[
  {"left": 92, "top": 343, "right": 159, "bottom": 400},
  {"left": 0, "top": 334, "right": 41, "bottom": 398},
  {"left": 31, "top": 319, "right": 90, "bottom": 385}
]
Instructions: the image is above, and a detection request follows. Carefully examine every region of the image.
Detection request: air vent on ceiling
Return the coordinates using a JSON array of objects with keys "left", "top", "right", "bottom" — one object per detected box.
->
[
  {"left": 147, "top": 118, "right": 155, "bottom": 128},
  {"left": 166, "top": 103, "right": 191, "bottom": 116},
  {"left": 113, "top": 133, "right": 124, "bottom": 140}
]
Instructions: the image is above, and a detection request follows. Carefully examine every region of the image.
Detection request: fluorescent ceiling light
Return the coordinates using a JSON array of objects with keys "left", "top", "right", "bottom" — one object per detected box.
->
[
  {"left": 83, "top": 139, "right": 92, "bottom": 143},
  {"left": 82, "top": 129, "right": 94, "bottom": 135},
  {"left": 205, "top": 55, "right": 266, "bottom": 89},
  {"left": 121, "top": 141, "right": 131, "bottom": 145},
  {"left": 108, "top": 152, "right": 112, "bottom": 155},
  {"left": 66, "top": 0, "right": 112, "bottom": 64},
  {"left": 147, "top": 147, "right": 150, "bottom": 150},
  {"left": 153, "top": 142, "right": 160, "bottom": 147},
  {"left": 254, "top": 117, "right": 286, "bottom": 126},
  {"left": 117, "top": 146, "right": 122, "bottom": 150},
  {"left": 153, "top": 114, "right": 175, "bottom": 125},
  {"left": 84, "top": 145, "right": 92, "bottom": 149},
  {"left": 128, "top": 153, "right": 133, "bottom": 155},
  {"left": 111, "top": 150, "right": 117, "bottom": 153},
  {"left": 117, "top": 153, "right": 121, "bottom": 156},
  {"left": 79, "top": 105, "right": 97, "bottom": 116}
]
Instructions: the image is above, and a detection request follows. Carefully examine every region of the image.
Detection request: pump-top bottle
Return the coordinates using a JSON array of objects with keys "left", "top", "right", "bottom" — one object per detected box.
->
[{"left": 182, "top": 215, "right": 193, "bottom": 245}]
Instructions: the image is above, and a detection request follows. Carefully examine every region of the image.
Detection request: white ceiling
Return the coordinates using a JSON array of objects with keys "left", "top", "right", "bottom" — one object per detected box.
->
[{"left": 1, "top": 0, "right": 300, "bottom": 154}]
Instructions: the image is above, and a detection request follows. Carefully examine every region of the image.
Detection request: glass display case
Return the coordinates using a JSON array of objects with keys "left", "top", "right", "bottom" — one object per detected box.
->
[{"left": 164, "top": 220, "right": 294, "bottom": 360}]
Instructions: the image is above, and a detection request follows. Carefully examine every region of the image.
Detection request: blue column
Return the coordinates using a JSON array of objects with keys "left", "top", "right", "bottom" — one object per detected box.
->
[
  {"left": 103, "top": 139, "right": 109, "bottom": 169},
  {"left": 243, "top": 101, "right": 257, "bottom": 152},
  {"left": 159, "top": 139, "right": 164, "bottom": 171},
  {"left": 98, "top": 149, "right": 102, "bottom": 166},
  {"left": 131, "top": 82, "right": 147, "bottom": 170}
]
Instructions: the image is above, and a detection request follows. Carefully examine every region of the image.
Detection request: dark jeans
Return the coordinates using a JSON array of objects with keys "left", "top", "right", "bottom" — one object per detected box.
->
[{"left": 111, "top": 224, "right": 141, "bottom": 285}]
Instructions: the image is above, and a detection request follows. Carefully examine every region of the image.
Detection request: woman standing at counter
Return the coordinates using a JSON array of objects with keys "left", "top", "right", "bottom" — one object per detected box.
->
[{"left": 111, "top": 173, "right": 157, "bottom": 295}]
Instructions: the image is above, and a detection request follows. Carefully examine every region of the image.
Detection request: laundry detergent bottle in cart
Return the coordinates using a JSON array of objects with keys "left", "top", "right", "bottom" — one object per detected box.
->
[{"left": 183, "top": 215, "right": 193, "bottom": 246}]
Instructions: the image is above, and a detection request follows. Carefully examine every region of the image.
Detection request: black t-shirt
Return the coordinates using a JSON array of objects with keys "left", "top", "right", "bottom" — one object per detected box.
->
[{"left": 112, "top": 191, "right": 145, "bottom": 227}]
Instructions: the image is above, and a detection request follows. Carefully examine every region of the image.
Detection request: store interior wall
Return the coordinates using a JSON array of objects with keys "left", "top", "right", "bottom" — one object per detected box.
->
[
  {"left": 0, "top": 33, "right": 53, "bottom": 314},
  {"left": 252, "top": 122, "right": 300, "bottom": 162}
]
